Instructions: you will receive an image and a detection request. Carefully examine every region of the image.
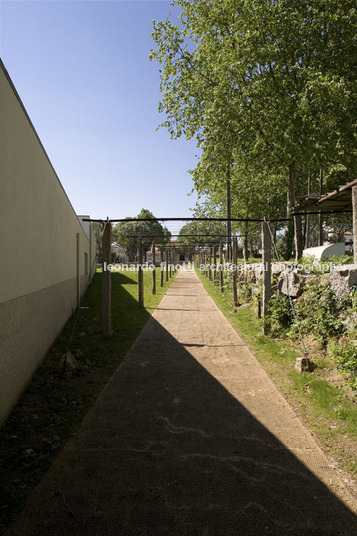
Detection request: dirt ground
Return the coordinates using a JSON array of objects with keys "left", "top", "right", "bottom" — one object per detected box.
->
[{"left": 6, "top": 269, "right": 357, "bottom": 535}]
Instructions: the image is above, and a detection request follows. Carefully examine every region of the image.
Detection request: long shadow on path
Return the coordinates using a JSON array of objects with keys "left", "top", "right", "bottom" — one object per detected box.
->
[{"left": 7, "top": 283, "right": 357, "bottom": 535}]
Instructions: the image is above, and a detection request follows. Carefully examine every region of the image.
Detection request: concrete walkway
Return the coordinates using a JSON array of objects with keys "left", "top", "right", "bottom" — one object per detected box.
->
[{"left": 7, "top": 269, "right": 357, "bottom": 535}]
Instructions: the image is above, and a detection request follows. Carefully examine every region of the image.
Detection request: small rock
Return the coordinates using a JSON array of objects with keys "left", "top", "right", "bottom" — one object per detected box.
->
[
  {"left": 295, "top": 357, "right": 311, "bottom": 373},
  {"left": 60, "top": 351, "right": 80, "bottom": 372}
]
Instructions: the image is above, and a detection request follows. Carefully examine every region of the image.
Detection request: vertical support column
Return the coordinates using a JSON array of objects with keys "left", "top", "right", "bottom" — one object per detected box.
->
[
  {"left": 169, "top": 251, "right": 172, "bottom": 277},
  {"left": 294, "top": 214, "right": 303, "bottom": 262},
  {"left": 262, "top": 220, "right": 272, "bottom": 334},
  {"left": 208, "top": 247, "right": 212, "bottom": 280},
  {"left": 152, "top": 241, "right": 156, "bottom": 295},
  {"left": 165, "top": 249, "right": 169, "bottom": 281},
  {"left": 305, "top": 171, "right": 311, "bottom": 249},
  {"left": 353, "top": 186, "right": 357, "bottom": 264},
  {"left": 212, "top": 245, "right": 216, "bottom": 284},
  {"left": 76, "top": 233, "right": 80, "bottom": 308},
  {"left": 102, "top": 220, "right": 113, "bottom": 338},
  {"left": 233, "top": 235, "right": 238, "bottom": 307},
  {"left": 318, "top": 168, "right": 323, "bottom": 246},
  {"left": 227, "top": 176, "right": 232, "bottom": 261},
  {"left": 138, "top": 237, "right": 144, "bottom": 308},
  {"left": 160, "top": 248, "right": 164, "bottom": 287},
  {"left": 219, "top": 241, "right": 224, "bottom": 292}
]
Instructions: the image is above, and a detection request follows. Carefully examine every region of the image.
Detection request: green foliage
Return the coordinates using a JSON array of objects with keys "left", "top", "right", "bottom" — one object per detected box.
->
[
  {"left": 328, "top": 336, "right": 357, "bottom": 391},
  {"left": 112, "top": 209, "right": 171, "bottom": 261},
  {"left": 297, "top": 255, "right": 331, "bottom": 275},
  {"left": 261, "top": 276, "right": 357, "bottom": 388},
  {"left": 268, "top": 292, "right": 294, "bottom": 334},
  {"left": 91, "top": 222, "right": 104, "bottom": 263},
  {"left": 289, "top": 282, "right": 344, "bottom": 345},
  {"left": 267, "top": 278, "right": 349, "bottom": 345},
  {"left": 328, "top": 254, "right": 354, "bottom": 266},
  {"left": 177, "top": 220, "right": 226, "bottom": 248},
  {"left": 196, "top": 267, "right": 357, "bottom": 455},
  {"left": 151, "top": 0, "right": 357, "bottom": 256},
  {"left": 295, "top": 254, "right": 354, "bottom": 275},
  {"left": 151, "top": 0, "right": 357, "bottom": 172}
]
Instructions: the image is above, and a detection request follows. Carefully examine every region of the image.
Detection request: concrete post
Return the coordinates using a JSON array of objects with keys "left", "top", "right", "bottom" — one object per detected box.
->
[{"left": 262, "top": 220, "right": 272, "bottom": 333}]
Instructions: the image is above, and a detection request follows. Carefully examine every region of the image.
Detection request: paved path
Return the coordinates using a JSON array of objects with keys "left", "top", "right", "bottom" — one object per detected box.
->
[{"left": 7, "top": 269, "right": 357, "bottom": 535}]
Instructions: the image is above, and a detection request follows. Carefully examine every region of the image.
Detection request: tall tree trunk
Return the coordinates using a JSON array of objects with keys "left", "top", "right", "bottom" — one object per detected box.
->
[
  {"left": 352, "top": 186, "right": 357, "bottom": 264},
  {"left": 226, "top": 169, "right": 232, "bottom": 262},
  {"left": 305, "top": 171, "right": 312, "bottom": 249},
  {"left": 294, "top": 215, "right": 303, "bottom": 262},
  {"left": 318, "top": 168, "right": 323, "bottom": 246},
  {"left": 284, "top": 163, "right": 296, "bottom": 260}
]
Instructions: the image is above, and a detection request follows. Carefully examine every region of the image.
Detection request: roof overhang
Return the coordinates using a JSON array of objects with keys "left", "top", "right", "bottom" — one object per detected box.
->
[{"left": 293, "top": 179, "right": 357, "bottom": 214}]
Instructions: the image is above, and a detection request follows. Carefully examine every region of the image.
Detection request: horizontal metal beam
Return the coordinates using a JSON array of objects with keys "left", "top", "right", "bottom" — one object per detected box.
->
[
  {"left": 83, "top": 217, "right": 290, "bottom": 223},
  {"left": 125, "top": 234, "right": 245, "bottom": 239}
]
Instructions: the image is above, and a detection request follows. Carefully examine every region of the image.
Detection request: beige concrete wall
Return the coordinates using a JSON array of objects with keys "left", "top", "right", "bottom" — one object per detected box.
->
[{"left": 0, "top": 61, "right": 96, "bottom": 425}]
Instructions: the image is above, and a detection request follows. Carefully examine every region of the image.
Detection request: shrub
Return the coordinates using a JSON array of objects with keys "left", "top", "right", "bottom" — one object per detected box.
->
[
  {"left": 290, "top": 282, "right": 345, "bottom": 346},
  {"left": 328, "top": 335, "right": 357, "bottom": 390},
  {"left": 268, "top": 291, "right": 293, "bottom": 333}
]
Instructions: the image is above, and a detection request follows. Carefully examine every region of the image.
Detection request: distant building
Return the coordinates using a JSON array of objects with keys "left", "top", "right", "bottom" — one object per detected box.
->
[
  {"left": 146, "top": 247, "right": 162, "bottom": 264},
  {"left": 112, "top": 244, "right": 129, "bottom": 263}
]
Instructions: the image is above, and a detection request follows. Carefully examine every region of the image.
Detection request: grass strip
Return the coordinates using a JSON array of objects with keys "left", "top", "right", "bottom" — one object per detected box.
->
[
  {"left": 196, "top": 268, "right": 357, "bottom": 478},
  {"left": 0, "top": 268, "right": 176, "bottom": 533}
]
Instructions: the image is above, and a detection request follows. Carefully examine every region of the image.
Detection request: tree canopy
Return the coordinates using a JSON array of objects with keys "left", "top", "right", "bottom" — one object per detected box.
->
[
  {"left": 177, "top": 220, "right": 227, "bottom": 248},
  {"left": 151, "top": 0, "right": 357, "bottom": 258},
  {"left": 112, "top": 209, "right": 171, "bottom": 262}
]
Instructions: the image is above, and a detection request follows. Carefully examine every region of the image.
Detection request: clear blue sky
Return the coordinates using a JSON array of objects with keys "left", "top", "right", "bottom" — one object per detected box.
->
[{"left": 0, "top": 0, "right": 199, "bottom": 231}]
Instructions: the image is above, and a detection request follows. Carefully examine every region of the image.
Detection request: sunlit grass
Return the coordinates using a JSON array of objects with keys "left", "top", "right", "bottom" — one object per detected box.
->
[{"left": 196, "top": 267, "right": 357, "bottom": 476}]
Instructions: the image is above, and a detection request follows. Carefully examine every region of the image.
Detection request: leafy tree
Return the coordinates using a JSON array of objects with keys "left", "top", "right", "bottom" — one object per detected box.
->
[
  {"left": 112, "top": 209, "right": 171, "bottom": 262},
  {"left": 151, "top": 0, "right": 357, "bottom": 259},
  {"left": 177, "top": 220, "right": 227, "bottom": 249},
  {"left": 92, "top": 222, "right": 104, "bottom": 263}
]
